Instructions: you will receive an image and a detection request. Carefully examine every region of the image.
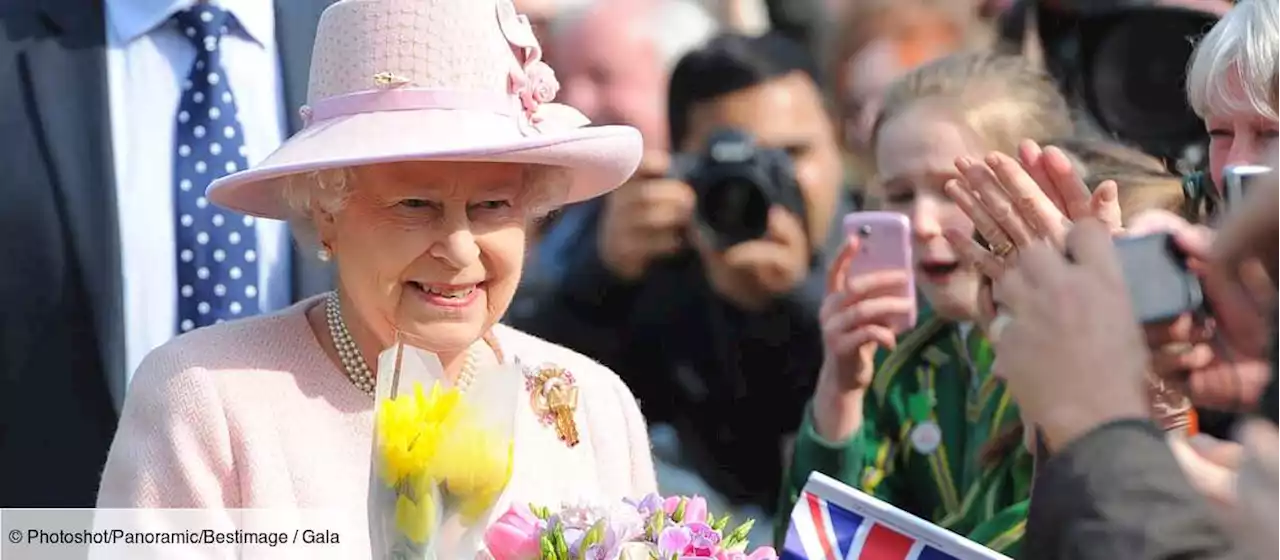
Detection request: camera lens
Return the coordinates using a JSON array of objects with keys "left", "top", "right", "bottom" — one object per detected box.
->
[
  {"left": 1084, "top": 11, "right": 1213, "bottom": 161},
  {"left": 698, "top": 179, "right": 770, "bottom": 246}
]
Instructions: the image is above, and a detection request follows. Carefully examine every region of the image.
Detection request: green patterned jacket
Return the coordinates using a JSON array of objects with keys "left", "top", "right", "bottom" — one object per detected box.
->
[{"left": 775, "top": 314, "right": 1032, "bottom": 557}]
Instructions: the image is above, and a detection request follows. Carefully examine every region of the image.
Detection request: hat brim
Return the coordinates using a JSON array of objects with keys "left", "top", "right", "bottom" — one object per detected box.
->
[{"left": 206, "top": 109, "right": 642, "bottom": 219}]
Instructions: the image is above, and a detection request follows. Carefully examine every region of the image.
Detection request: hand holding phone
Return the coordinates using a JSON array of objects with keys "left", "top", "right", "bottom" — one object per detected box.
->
[
  {"left": 842, "top": 212, "right": 918, "bottom": 333},
  {"left": 817, "top": 213, "right": 918, "bottom": 394}
]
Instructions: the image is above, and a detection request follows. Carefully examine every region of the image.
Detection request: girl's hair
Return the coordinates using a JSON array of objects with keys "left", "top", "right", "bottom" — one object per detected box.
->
[
  {"left": 872, "top": 51, "right": 1075, "bottom": 165},
  {"left": 1047, "top": 137, "right": 1189, "bottom": 222}
]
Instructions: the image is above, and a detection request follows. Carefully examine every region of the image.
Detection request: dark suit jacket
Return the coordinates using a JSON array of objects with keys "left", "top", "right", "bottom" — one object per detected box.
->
[
  {"left": 0, "top": 0, "right": 334, "bottom": 507},
  {"left": 1025, "top": 420, "right": 1245, "bottom": 560}
]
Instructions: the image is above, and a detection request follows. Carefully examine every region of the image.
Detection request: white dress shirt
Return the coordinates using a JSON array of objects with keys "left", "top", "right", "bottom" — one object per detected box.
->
[{"left": 106, "top": 0, "right": 292, "bottom": 382}]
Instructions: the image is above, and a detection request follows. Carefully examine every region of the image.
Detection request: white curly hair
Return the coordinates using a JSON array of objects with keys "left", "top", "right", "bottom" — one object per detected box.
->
[
  {"left": 280, "top": 164, "right": 571, "bottom": 252},
  {"left": 1185, "top": 0, "right": 1279, "bottom": 121}
]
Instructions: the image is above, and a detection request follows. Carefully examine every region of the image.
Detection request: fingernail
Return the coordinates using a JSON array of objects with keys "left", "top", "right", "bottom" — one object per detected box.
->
[
  {"left": 985, "top": 153, "right": 1001, "bottom": 167},
  {"left": 955, "top": 157, "right": 971, "bottom": 170}
]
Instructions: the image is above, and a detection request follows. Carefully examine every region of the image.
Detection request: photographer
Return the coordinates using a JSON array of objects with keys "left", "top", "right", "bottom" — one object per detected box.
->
[{"left": 509, "top": 32, "right": 848, "bottom": 510}]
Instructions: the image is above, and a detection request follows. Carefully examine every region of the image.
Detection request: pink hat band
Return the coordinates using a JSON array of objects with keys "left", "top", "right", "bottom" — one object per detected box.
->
[
  {"left": 300, "top": 88, "right": 519, "bottom": 125},
  {"left": 203, "top": 0, "right": 643, "bottom": 220}
]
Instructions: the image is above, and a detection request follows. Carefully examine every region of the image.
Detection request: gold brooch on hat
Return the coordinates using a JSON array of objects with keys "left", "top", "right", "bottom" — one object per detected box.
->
[{"left": 372, "top": 71, "right": 411, "bottom": 88}]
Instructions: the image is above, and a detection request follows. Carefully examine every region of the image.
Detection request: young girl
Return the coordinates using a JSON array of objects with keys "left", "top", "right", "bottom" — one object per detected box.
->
[{"left": 775, "top": 52, "right": 1076, "bottom": 557}]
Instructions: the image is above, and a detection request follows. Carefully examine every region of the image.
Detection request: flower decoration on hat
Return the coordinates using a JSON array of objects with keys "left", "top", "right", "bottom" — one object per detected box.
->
[
  {"left": 496, "top": 0, "right": 589, "bottom": 135},
  {"left": 516, "top": 61, "right": 559, "bottom": 117}
]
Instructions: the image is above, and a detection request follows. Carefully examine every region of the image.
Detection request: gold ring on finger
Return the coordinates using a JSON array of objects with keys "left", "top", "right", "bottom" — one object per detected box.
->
[
  {"left": 991, "top": 241, "right": 1015, "bottom": 258},
  {"left": 1162, "top": 342, "right": 1195, "bottom": 356}
]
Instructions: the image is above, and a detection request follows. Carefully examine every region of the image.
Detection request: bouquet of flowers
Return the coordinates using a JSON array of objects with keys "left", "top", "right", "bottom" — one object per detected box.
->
[
  {"left": 484, "top": 494, "right": 779, "bottom": 560},
  {"left": 370, "top": 341, "right": 520, "bottom": 559}
]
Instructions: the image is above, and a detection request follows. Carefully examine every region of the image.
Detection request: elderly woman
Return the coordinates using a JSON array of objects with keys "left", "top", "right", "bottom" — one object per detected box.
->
[
  {"left": 96, "top": 0, "right": 656, "bottom": 523},
  {"left": 1185, "top": 0, "right": 1278, "bottom": 204}
]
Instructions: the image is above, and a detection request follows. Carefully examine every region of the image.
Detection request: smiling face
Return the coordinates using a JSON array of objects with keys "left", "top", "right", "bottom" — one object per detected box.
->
[
  {"left": 1205, "top": 69, "right": 1280, "bottom": 190},
  {"left": 874, "top": 103, "right": 984, "bottom": 321},
  {"left": 316, "top": 161, "right": 541, "bottom": 354}
]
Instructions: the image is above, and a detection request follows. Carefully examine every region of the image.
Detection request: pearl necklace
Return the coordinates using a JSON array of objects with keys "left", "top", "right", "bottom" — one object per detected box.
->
[{"left": 324, "top": 291, "right": 476, "bottom": 397}]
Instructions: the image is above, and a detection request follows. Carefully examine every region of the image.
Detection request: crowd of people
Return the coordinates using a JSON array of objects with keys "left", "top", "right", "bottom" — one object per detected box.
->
[{"left": 0, "top": 0, "right": 1276, "bottom": 558}]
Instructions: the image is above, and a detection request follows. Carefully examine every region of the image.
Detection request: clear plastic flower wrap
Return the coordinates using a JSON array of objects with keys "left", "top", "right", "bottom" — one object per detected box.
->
[{"left": 369, "top": 341, "right": 520, "bottom": 559}]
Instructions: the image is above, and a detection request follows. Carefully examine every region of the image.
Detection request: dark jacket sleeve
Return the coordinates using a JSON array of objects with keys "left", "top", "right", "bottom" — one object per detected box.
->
[
  {"left": 508, "top": 200, "right": 645, "bottom": 365},
  {"left": 1025, "top": 419, "right": 1245, "bottom": 560}
]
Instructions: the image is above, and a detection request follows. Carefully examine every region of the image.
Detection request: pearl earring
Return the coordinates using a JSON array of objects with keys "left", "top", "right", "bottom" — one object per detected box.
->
[{"left": 317, "top": 246, "right": 332, "bottom": 262}]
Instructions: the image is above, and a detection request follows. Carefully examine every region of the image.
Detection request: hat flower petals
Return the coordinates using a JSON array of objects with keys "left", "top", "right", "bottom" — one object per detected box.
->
[{"left": 521, "top": 61, "right": 559, "bottom": 114}]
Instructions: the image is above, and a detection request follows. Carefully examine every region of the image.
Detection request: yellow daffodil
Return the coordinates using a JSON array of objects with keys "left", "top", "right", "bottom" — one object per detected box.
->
[
  {"left": 376, "top": 382, "right": 464, "bottom": 486},
  {"left": 435, "top": 422, "right": 515, "bottom": 522},
  {"left": 394, "top": 491, "right": 437, "bottom": 544}
]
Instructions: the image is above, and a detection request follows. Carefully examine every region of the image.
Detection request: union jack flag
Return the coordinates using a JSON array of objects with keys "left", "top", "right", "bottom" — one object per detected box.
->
[{"left": 782, "top": 472, "right": 1011, "bottom": 560}]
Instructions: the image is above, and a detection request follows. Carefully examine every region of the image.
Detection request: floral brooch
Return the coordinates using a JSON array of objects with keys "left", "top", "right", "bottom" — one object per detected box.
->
[{"left": 524, "top": 363, "right": 580, "bottom": 448}]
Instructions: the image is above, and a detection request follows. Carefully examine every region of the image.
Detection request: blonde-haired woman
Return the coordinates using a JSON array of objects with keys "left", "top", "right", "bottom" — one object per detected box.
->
[{"left": 777, "top": 51, "right": 1096, "bottom": 558}]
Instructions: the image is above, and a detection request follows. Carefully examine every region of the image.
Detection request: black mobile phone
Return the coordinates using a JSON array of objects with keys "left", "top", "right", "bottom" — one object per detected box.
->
[
  {"left": 1112, "top": 233, "right": 1205, "bottom": 324},
  {"left": 1222, "top": 164, "right": 1273, "bottom": 208}
]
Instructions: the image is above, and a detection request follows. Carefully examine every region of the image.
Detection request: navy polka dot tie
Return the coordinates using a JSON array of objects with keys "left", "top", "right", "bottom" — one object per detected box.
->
[{"left": 172, "top": 5, "right": 260, "bottom": 334}]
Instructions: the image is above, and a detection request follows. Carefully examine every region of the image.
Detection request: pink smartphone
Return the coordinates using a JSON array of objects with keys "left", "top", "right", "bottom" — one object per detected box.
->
[{"left": 843, "top": 212, "right": 917, "bottom": 333}]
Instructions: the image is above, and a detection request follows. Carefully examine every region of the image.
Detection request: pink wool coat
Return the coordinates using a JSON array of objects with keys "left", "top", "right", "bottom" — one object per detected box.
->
[{"left": 96, "top": 297, "right": 657, "bottom": 551}]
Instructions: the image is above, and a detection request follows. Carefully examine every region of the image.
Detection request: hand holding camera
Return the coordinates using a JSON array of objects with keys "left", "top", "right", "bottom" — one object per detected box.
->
[
  {"left": 597, "top": 151, "right": 697, "bottom": 281},
  {"left": 1125, "top": 209, "right": 1273, "bottom": 412},
  {"left": 691, "top": 206, "right": 809, "bottom": 311},
  {"left": 988, "top": 221, "right": 1152, "bottom": 453},
  {"left": 676, "top": 129, "right": 812, "bottom": 310}
]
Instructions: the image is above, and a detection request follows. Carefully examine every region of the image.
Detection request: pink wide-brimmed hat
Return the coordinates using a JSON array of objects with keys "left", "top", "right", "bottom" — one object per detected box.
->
[{"left": 207, "top": 0, "right": 642, "bottom": 219}]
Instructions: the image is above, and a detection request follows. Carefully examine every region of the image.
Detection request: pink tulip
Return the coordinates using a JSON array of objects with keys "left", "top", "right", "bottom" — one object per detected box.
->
[
  {"left": 684, "top": 496, "right": 708, "bottom": 524},
  {"left": 664, "top": 497, "right": 681, "bottom": 516},
  {"left": 484, "top": 504, "right": 543, "bottom": 560}
]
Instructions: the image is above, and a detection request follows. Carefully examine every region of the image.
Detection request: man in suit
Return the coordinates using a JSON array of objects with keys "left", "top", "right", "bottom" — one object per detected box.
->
[{"left": 0, "top": 0, "right": 335, "bottom": 507}]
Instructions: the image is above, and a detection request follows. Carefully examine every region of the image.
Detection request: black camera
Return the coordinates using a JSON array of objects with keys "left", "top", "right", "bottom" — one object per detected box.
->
[
  {"left": 1006, "top": 1, "right": 1220, "bottom": 172},
  {"left": 670, "top": 129, "right": 807, "bottom": 251}
]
